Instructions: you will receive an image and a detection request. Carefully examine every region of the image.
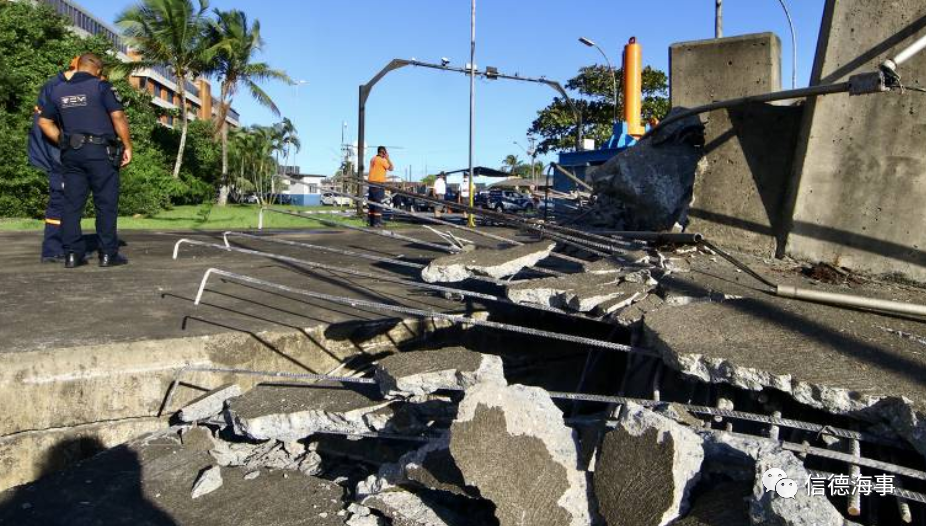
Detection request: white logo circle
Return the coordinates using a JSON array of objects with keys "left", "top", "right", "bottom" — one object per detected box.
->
[
  {"left": 762, "top": 468, "right": 787, "bottom": 493},
  {"left": 776, "top": 478, "right": 798, "bottom": 499}
]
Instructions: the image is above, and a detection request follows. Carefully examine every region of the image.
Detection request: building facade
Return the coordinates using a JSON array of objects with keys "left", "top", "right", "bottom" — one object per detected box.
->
[{"left": 40, "top": 0, "right": 239, "bottom": 129}]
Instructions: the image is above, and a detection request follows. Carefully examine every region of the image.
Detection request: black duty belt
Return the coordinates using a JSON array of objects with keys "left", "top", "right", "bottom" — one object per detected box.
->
[{"left": 66, "top": 134, "right": 117, "bottom": 151}]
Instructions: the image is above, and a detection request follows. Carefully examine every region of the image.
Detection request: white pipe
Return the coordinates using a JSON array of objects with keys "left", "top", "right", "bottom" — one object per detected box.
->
[
  {"left": 893, "top": 32, "right": 926, "bottom": 67},
  {"left": 776, "top": 285, "right": 926, "bottom": 317}
]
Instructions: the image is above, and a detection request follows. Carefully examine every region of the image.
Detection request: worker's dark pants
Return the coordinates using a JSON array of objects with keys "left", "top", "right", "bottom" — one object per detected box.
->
[
  {"left": 41, "top": 169, "right": 65, "bottom": 258},
  {"left": 368, "top": 187, "right": 385, "bottom": 227},
  {"left": 61, "top": 145, "right": 120, "bottom": 258}
]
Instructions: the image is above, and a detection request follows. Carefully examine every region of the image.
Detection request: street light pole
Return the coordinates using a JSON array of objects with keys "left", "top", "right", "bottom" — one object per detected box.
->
[
  {"left": 715, "top": 0, "right": 723, "bottom": 38},
  {"left": 467, "top": 0, "right": 476, "bottom": 227},
  {"left": 579, "top": 37, "right": 618, "bottom": 125}
]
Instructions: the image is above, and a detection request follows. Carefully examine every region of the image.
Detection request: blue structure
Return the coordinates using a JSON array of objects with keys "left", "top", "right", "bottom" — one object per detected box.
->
[{"left": 554, "top": 121, "right": 643, "bottom": 193}]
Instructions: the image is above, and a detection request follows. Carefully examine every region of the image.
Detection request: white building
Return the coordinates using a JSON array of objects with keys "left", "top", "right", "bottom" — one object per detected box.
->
[{"left": 282, "top": 174, "right": 326, "bottom": 206}]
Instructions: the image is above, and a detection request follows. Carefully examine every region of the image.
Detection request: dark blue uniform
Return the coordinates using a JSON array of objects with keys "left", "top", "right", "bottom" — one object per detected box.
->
[
  {"left": 28, "top": 72, "right": 68, "bottom": 259},
  {"left": 41, "top": 72, "right": 124, "bottom": 259}
]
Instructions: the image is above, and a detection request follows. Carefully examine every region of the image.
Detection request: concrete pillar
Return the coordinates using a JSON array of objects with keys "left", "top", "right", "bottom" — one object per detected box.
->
[
  {"left": 671, "top": 33, "right": 802, "bottom": 256},
  {"left": 785, "top": 0, "right": 926, "bottom": 281}
]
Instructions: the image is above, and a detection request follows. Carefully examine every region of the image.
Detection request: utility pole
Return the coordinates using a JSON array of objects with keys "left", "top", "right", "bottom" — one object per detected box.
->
[
  {"left": 467, "top": 0, "right": 476, "bottom": 227},
  {"left": 715, "top": 0, "right": 723, "bottom": 38}
]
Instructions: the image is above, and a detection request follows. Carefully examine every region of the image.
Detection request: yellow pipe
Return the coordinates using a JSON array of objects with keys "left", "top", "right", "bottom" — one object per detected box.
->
[{"left": 623, "top": 37, "right": 645, "bottom": 137}]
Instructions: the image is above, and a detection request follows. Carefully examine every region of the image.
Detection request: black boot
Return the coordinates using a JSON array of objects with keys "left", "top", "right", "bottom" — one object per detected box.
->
[
  {"left": 99, "top": 253, "right": 129, "bottom": 267},
  {"left": 64, "top": 252, "right": 86, "bottom": 268}
]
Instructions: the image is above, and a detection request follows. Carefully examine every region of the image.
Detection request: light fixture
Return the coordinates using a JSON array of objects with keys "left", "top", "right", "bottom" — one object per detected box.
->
[{"left": 578, "top": 37, "right": 595, "bottom": 47}]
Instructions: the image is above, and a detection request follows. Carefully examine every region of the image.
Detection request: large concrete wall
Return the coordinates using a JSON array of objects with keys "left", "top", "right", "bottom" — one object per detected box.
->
[
  {"left": 671, "top": 33, "right": 802, "bottom": 255},
  {"left": 785, "top": 0, "right": 926, "bottom": 281}
]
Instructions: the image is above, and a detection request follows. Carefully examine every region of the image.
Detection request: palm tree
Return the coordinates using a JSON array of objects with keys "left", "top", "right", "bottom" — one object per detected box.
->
[
  {"left": 204, "top": 9, "right": 292, "bottom": 205},
  {"left": 117, "top": 0, "right": 210, "bottom": 179},
  {"left": 269, "top": 117, "right": 300, "bottom": 204},
  {"left": 502, "top": 154, "right": 521, "bottom": 173}
]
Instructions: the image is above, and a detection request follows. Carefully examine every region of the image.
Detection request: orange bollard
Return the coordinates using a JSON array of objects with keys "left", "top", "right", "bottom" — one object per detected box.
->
[{"left": 623, "top": 37, "right": 645, "bottom": 138}]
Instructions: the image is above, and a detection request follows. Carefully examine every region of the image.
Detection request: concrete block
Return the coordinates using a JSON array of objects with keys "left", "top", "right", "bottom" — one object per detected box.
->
[
  {"left": 670, "top": 33, "right": 803, "bottom": 256},
  {"left": 670, "top": 33, "right": 782, "bottom": 108},
  {"left": 449, "top": 382, "right": 590, "bottom": 526},
  {"left": 786, "top": 0, "right": 926, "bottom": 282},
  {"left": 594, "top": 403, "right": 704, "bottom": 526},
  {"left": 177, "top": 383, "right": 242, "bottom": 423},
  {"left": 226, "top": 384, "right": 392, "bottom": 442},
  {"left": 506, "top": 273, "right": 650, "bottom": 313},
  {"left": 373, "top": 348, "right": 505, "bottom": 398},
  {"left": 421, "top": 242, "right": 556, "bottom": 283}
]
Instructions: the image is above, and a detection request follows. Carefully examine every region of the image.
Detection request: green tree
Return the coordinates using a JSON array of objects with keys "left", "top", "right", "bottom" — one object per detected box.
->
[
  {"left": 204, "top": 9, "right": 291, "bottom": 205},
  {"left": 117, "top": 0, "right": 211, "bottom": 179},
  {"left": 502, "top": 154, "right": 521, "bottom": 173},
  {"left": 529, "top": 64, "right": 670, "bottom": 154}
]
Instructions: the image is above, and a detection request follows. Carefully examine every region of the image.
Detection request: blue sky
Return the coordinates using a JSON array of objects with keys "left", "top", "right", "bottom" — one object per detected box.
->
[{"left": 77, "top": 0, "right": 825, "bottom": 181}]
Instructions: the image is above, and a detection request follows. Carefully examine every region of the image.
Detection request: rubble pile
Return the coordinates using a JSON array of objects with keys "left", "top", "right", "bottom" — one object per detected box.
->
[{"left": 583, "top": 110, "right": 706, "bottom": 231}]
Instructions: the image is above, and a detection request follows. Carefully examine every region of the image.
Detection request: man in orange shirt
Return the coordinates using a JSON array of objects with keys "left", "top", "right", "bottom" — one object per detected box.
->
[{"left": 367, "top": 146, "right": 393, "bottom": 227}]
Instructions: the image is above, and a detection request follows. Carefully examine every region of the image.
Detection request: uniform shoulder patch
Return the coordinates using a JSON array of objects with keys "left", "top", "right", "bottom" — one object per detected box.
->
[{"left": 102, "top": 82, "right": 123, "bottom": 104}]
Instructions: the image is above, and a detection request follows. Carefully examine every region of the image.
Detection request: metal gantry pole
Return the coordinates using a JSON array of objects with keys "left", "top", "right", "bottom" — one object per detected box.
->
[
  {"left": 715, "top": 0, "right": 723, "bottom": 38},
  {"left": 467, "top": 0, "right": 477, "bottom": 228},
  {"left": 776, "top": 0, "right": 798, "bottom": 89}
]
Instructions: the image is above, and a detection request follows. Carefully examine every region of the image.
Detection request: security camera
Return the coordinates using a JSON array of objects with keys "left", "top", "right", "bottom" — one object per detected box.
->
[{"left": 441, "top": 57, "right": 451, "bottom": 67}]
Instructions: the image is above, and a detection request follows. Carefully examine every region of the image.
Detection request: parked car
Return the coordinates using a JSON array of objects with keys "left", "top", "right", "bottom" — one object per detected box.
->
[
  {"left": 321, "top": 192, "right": 353, "bottom": 206},
  {"left": 487, "top": 188, "right": 534, "bottom": 213}
]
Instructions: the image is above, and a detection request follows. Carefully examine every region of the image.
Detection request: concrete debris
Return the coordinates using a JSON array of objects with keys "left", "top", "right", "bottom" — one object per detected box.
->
[
  {"left": 594, "top": 403, "right": 704, "bottom": 526},
  {"left": 374, "top": 348, "right": 505, "bottom": 398},
  {"left": 507, "top": 272, "right": 643, "bottom": 312},
  {"left": 593, "top": 281, "right": 654, "bottom": 316},
  {"left": 420, "top": 241, "right": 556, "bottom": 283},
  {"left": 611, "top": 293, "right": 666, "bottom": 327},
  {"left": 749, "top": 449, "right": 848, "bottom": 526},
  {"left": 177, "top": 383, "right": 242, "bottom": 423},
  {"left": 226, "top": 384, "right": 393, "bottom": 442},
  {"left": 361, "top": 489, "right": 457, "bottom": 526},
  {"left": 210, "top": 438, "right": 323, "bottom": 475},
  {"left": 190, "top": 465, "right": 223, "bottom": 499},
  {"left": 373, "top": 435, "right": 477, "bottom": 498},
  {"left": 582, "top": 258, "right": 625, "bottom": 274},
  {"left": 180, "top": 425, "right": 217, "bottom": 451},
  {"left": 672, "top": 481, "right": 752, "bottom": 526},
  {"left": 585, "top": 109, "right": 705, "bottom": 230},
  {"left": 346, "top": 504, "right": 385, "bottom": 526},
  {"left": 449, "top": 382, "right": 590, "bottom": 526}
]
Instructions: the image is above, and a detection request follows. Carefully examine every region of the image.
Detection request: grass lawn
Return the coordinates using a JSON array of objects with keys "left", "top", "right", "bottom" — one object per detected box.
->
[{"left": 0, "top": 204, "right": 374, "bottom": 231}]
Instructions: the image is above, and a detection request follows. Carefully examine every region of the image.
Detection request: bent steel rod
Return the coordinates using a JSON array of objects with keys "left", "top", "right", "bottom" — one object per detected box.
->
[
  {"left": 175, "top": 237, "right": 506, "bottom": 289},
  {"left": 326, "top": 188, "right": 588, "bottom": 266},
  {"left": 183, "top": 240, "right": 573, "bottom": 317},
  {"left": 259, "top": 207, "right": 457, "bottom": 254},
  {"left": 171, "top": 365, "right": 909, "bottom": 451},
  {"left": 194, "top": 268, "right": 655, "bottom": 356}
]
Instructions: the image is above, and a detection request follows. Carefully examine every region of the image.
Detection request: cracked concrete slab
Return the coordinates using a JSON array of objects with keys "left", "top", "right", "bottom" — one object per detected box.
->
[
  {"left": 226, "top": 383, "right": 393, "bottom": 442},
  {"left": 361, "top": 489, "right": 457, "bottom": 526},
  {"left": 421, "top": 242, "right": 555, "bottom": 283},
  {"left": 673, "top": 482, "right": 752, "bottom": 526},
  {"left": 644, "top": 294, "right": 926, "bottom": 454},
  {"left": 449, "top": 382, "right": 590, "bottom": 526},
  {"left": 594, "top": 403, "right": 704, "bottom": 526},
  {"left": 374, "top": 348, "right": 505, "bottom": 398},
  {"left": 209, "top": 438, "right": 323, "bottom": 475},
  {"left": 611, "top": 293, "right": 666, "bottom": 326}
]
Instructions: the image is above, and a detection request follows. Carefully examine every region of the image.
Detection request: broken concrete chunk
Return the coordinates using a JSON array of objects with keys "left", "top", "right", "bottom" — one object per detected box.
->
[
  {"left": 594, "top": 403, "right": 704, "bottom": 526},
  {"left": 506, "top": 272, "right": 625, "bottom": 312},
  {"left": 421, "top": 242, "right": 556, "bottom": 283},
  {"left": 180, "top": 425, "right": 216, "bottom": 451},
  {"left": 673, "top": 481, "right": 752, "bottom": 525},
  {"left": 210, "top": 438, "right": 323, "bottom": 475},
  {"left": 177, "top": 383, "right": 241, "bottom": 422},
  {"left": 582, "top": 258, "right": 625, "bottom": 274},
  {"left": 749, "top": 449, "right": 847, "bottom": 526},
  {"left": 346, "top": 504, "right": 385, "bottom": 526},
  {"left": 191, "top": 465, "right": 223, "bottom": 499},
  {"left": 226, "top": 384, "right": 392, "bottom": 442},
  {"left": 362, "top": 489, "right": 457, "bottom": 526},
  {"left": 374, "top": 348, "right": 505, "bottom": 398},
  {"left": 450, "top": 382, "right": 590, "bottom": 526},
  {"left": 593, "top": 280, "right": 654, "bottom": 316}
]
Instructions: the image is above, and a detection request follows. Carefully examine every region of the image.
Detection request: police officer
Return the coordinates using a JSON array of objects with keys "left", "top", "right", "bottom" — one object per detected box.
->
[
  {"left": 37, "top": 53, "right": 132, "bottom": 268},
  {"left": 28, "top": 58, "right": 77, "bottom": 263}
]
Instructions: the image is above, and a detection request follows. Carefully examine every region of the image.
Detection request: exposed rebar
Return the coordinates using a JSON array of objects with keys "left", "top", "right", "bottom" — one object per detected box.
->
[{"left": 194, "top": 269, "right": 654, "bottom": 356}]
